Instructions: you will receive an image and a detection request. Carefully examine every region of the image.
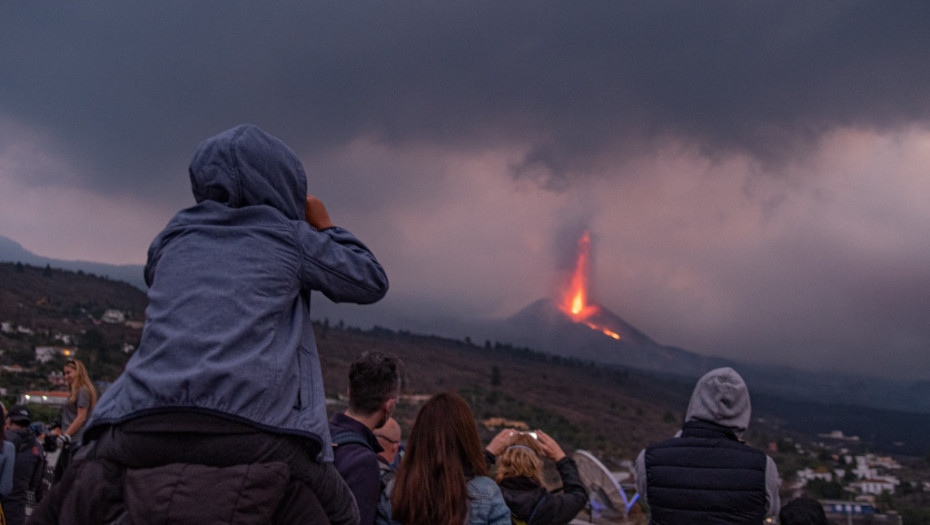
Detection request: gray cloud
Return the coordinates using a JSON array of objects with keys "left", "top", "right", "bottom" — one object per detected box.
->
[
  {"left": 3, "top": 2, "right": 930, "bottom": 381},
  {"left": 4, "top": 2, "right": 930, "bottom": 199}
]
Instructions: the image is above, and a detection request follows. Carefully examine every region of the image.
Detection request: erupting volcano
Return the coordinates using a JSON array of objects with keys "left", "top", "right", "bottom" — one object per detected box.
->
[
  {"left": 493, "top": 229, "right": 711, "bottom": 377},
  {"left": 558, "top": 231, "right": 622, "bottom": 340}
]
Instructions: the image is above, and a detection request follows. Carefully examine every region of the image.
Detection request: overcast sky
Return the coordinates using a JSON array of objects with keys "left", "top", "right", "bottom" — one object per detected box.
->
[{"left": 2, "top": 2, "right": 929, "bottom": 381}]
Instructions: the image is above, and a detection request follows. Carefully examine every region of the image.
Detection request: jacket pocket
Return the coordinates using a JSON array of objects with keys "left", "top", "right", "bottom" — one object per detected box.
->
[{"left": 294, "top": 345, "right": 312, "bottom": 410}]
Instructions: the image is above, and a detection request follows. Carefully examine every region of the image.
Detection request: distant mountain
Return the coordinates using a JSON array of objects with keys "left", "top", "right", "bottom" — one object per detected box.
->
[
  {"left": 0, "top": 235, "right": 146, "bottom": 290},
  {"left": 477, "top": 297, "right": 930, "bottom": 415},
  {"left": 5, "top": 233, "right": 929, "bottom": 416},
  {"left": 491, "top": 298, "right": 727, "bottom": 378}
]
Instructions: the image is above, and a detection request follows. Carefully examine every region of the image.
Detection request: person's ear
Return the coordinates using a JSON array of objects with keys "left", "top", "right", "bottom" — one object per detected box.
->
[{"left": 385, "top": 397, "right": 397, "bottom": 415}]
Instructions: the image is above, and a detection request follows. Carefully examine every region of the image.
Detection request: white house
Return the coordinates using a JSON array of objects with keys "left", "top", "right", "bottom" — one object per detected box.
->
[
  {"left": 101, "top": 309, "right": 126, "bottom": 323},
  {"left": 851, "top": 479, "right": 897, "bottom": 496},
  {"left": 35, "top": 346, "right": 76, "bottom": 363},
  {"left": 18, "top": 391, "right": 70, "bottom": 407},
  {"left": 797, "top": 468, "right": 833, "bottom": 484}
]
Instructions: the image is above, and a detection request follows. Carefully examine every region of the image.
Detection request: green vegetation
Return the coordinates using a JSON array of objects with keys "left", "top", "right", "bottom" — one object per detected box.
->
[
  {"left": 459, "top": 383, "right": 582, "bottom": 446},
  {"left": 804, "top": 478, "right": 851, "bottom": 500},
  {"left": 490, "top": 365, "right": 501, "bottom": 387},
  {"left": 901, "top": 508, "right": 930, "bottom": 525}
]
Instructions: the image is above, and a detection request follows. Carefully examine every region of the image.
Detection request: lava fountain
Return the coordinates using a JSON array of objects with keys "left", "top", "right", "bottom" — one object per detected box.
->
[{"left": 558, "top": 231, "right": 621, "bottom": 340}]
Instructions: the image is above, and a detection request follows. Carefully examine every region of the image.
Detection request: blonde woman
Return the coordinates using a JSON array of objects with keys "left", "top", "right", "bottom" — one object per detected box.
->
[
  {"left": 494, "top": 430, "right": 587, "bottom": 525},
  {"left": 51, "top": 359, "right": 98, "bottom": 484},
  {"left": 60, "top": 359, "right": 98, "bottom": 447}
]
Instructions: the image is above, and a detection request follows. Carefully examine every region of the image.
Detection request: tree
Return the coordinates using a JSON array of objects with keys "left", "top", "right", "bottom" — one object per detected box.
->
[
  {"left": 805, "top": 479, "right": 849, "bottom": 500},
  {"left": 490, "top": 365, "right": 501, "bottom": 387},
  {"left": 79, "top": 328, "right": 107, "bottom": 365},
  {"left": 876, "top": 489, "right": 894, "bottom": 511},
  {"left": 900, "top": 508, "right": 930, "bottom": 525}
]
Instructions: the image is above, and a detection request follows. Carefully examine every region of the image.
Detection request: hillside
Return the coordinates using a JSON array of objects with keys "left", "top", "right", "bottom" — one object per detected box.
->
[
  {"left": 0, "top": 261, "right": 714, "bottom": 460},
  {"left": 3, "top": 262, "right": 930, "bottom": 463},
  {"left": 0, "top": 262, "right": 146, "bottom": 386},
  {"left": 317, "top": 326, "right": 695, "bottom": 461},
  {"left": 0, "top": 235, "right": 147, "bottom": 291},
  {"left": 0, "top": 262, "right": 148, "bottom": 321}
]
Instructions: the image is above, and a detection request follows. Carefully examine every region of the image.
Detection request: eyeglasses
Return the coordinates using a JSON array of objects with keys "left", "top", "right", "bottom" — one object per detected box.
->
[{"left": 374, "top": 434, "right": 399, "bottom": 445}]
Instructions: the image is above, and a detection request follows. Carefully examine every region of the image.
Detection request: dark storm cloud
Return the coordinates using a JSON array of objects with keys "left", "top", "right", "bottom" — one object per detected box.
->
[
  {"left": 3, "top": 1, "right": 930, "bottom": 199},
  {"left": 3, "top": 2, "right": 930, "bottom": 381}
]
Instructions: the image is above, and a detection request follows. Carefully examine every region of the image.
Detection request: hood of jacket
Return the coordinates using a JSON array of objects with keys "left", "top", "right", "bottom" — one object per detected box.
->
[
  {"left": 685, "top": 367, "right": 751, "bottom": 433},
  {"left": 189, "top": 124, "right": 307, "bottom": 220},
  {"left": 499, "top": 476, "right": 547, "bottom": 519}
]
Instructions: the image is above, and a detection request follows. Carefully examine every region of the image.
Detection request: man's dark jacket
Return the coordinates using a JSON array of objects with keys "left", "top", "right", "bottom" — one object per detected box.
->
[
  {"left": 2, "top": 427, "right": 44, "bottom": 525},
  {"left": 329, "top": 413, "right": 383, "bottom": 525},
  {"left": 643, "top": 420, "right": 767, "bottom": 525}
]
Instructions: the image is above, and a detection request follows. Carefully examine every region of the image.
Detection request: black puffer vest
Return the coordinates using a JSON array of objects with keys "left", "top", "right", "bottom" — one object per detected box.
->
[{"left": 644, "top": 420, "right": 767, "bottom": 525}]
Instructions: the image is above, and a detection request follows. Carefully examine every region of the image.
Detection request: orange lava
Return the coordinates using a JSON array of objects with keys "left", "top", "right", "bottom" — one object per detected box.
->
[{"left": 558, "top": 231, "right": 620, "bottom": 340}]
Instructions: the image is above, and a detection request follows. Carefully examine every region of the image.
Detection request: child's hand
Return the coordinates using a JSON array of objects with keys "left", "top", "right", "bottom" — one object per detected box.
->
[
  {"left": 305, "top": 194, "right": 335, "bottom": 230},
  {"left": 535, "top": 429, "right": 566, "bottom": 461},
  {"left": 486, "top": 428, "right": 516, "bottom": 456}
]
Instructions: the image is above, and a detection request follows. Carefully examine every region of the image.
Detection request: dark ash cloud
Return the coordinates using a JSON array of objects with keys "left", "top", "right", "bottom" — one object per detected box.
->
[
  {"left": 3, "top": 2, "right": 930, "bottom": 382},
  {"left": 3, "top": 2, "right": 930, "bottom": 198}
]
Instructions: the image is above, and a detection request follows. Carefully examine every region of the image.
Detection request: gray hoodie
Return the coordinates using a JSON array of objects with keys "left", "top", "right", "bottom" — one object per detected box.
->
[
  {"left": 88, "top": 125, "right": 389, "bottom": 460},
  {"left": 634, "top": 367, "right": 780, "bottom": 519},
  {"left": 684, "top": 366, "right": 751, "bottom": 434}
]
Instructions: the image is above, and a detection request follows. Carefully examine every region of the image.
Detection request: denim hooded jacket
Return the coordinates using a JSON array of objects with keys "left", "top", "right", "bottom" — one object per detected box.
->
[
  {"left": 87, "top": 125, "right": 388, "bottom": 461},
  {"left": 376, "top": 475, "right": 511, "bottom": 525}
]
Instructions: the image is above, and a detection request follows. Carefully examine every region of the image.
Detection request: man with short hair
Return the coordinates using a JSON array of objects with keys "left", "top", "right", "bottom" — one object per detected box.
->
[
  {"left": 3, "top": 405, "right": 45, "bottom": 525},
  {"left": 634, "top": 367, "right": 780, "bottom": 524},
  {"left": 329, "top": 351, "right": 402, "bottom": 525}
]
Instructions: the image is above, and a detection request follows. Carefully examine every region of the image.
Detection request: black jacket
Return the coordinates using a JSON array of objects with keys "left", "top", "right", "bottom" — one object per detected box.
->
[
  {"left": 499, "top": 457, "right": 587, "bottom": 525},
  {"left": 2, "top": 428, "right": 45, "bottom": 525},
  {"left": 643, "top": 420, "right": 768, "bottom": 525},
  {"left": 329, "top": 413, "right": 384, "bottom": 525}
]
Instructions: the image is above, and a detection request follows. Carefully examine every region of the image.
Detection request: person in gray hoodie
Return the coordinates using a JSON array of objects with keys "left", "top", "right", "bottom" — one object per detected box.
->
[
  {"left": 32, "top": 124, "right": 389, "bottom": 525},
  {"left": 634, "top": 367, "right": 780, "bottom": 525}
]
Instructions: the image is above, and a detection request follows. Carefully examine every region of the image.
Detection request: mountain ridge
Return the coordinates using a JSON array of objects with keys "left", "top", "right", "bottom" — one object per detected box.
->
[
  {"left": 2, "top": 261, "right": 930, "bottom": 457},
  {"left": 5, "top": 233, "right": 929, "bottom": 416},
  {"left": 0, "top": 234, "right": 147, "bottom": 290},
  {"left": 476, "top": 297, "right": 930, "bottom": 415}
]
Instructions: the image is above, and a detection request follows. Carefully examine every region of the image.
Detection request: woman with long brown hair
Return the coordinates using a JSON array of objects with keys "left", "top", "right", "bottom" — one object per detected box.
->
[
  {"left": 377, "top": 392, "right": 509, "bottom": 525},
  {"left": 494, "top": 430, "right": 587, "bottom": 525}
]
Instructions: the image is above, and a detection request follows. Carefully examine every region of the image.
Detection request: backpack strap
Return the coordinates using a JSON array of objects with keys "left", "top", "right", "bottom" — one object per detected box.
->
[
  {"left": 525, "top": 492, "right": 548, "bottom": 525},
  {"left": 331, "top": 431, "right": 375, "bottom": 451},
  {"left": 511, "top": 491, "right": 548, "bottom": 525}
]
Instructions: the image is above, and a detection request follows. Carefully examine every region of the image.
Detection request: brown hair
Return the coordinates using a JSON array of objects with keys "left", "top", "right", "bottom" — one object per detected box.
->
[
  {"left": 65, "top": 359, "right": 98, "bottom": 410},
  {"left": 495, "top": 432, "right": 543, "bottom": 484},
  {"left": 391, "top": 392, "right": 488, "bottom": 525}
]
